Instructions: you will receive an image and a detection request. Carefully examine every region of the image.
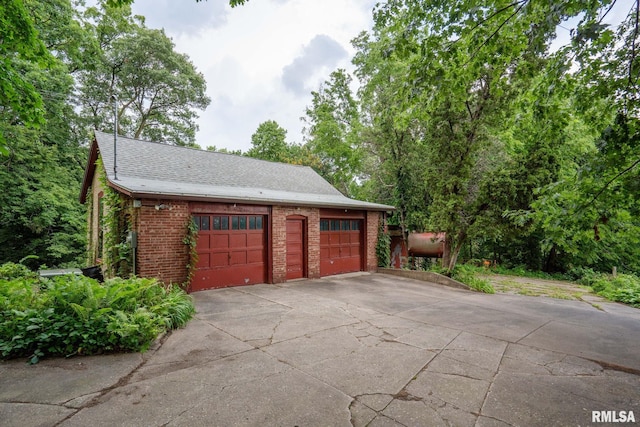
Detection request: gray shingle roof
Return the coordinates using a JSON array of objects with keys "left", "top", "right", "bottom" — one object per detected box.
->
[{"left": 93, "top": 131, "right": 393, "bottom": 211}]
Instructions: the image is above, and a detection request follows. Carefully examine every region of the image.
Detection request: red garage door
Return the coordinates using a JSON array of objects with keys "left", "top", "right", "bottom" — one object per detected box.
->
[
  {"left": 320, "top": 219, "right": 363, "bottom": 276},
  {"left": 191, "top": 214, "right": 266, "bottom": 291}
]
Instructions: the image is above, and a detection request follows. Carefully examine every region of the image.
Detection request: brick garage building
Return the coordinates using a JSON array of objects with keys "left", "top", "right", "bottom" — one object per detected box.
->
[{"left": 80, "top": 131, "right": 393, "bottom": 291}]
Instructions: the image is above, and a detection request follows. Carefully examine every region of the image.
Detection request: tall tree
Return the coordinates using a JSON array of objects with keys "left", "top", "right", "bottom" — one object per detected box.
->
[
  {"left": 353, "top": 32, "right": 430, "bottom": 242},
  {"left": 303, "top": 69, "right": 363, "bottom": 196},
  {"left": 0, "top": 0, "right": 88, "bottom": 268},
  {"left": 76, "top": 2, "right": 210, "bottom": 145},
  {"left": 246, "top": 120, "right": 290, "bottom": 162},
  {"left": 0, "top": 0, "right": 52, "bottom": 155}
]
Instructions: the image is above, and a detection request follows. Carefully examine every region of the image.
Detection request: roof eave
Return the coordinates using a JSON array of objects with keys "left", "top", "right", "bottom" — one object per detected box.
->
[{"left": 116, "top": 188, "right": 395, "bottom": 212}]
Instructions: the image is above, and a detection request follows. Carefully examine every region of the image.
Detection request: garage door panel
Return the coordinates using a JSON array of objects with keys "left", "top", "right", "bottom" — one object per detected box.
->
[
  {"left": 247, "top": 233, "right": 263, "bottom": 246},
  {"left": 320, "top": 219, "right": 364, "bottom": 277},
  {"left": 212, "top": 234, "right": 229, "bottom": 249},
  {"left": 247, "top": 249, "right": 264, "bottom": 263},
  {"left": 211, "top": 252, "right": 229, "bottom": 267},
  {"left": 192, "top": 213, "right": 266, "bottom": 291},
  {"left": 230, "top": 234, "right": 246, "bottom": 247},
  {"left": 230, "top": 251, "right": 247, "bottom": 265},
  {"left": 320, "top": 234, "right": 330, "bottom": 245},
  {"left": 196, "top": 235, "right": 210, "bottom": 251},
  {"left": 196, "top": 253, "right": 210, "bottom": 268}
]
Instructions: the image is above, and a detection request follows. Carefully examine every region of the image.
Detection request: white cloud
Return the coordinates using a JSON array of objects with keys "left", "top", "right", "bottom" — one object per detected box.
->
[
  {"left": 282, "top": 34, "right": 348, "bottom": 95},
  {"left": 130, "top": 0, "right": 375, "bottom": 151}
]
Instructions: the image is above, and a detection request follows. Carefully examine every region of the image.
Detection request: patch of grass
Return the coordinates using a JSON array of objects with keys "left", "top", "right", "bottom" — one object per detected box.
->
[
  {"left": 487, "top": 265, "right": 570, "bottom": 281},
  {"left": 450, "top": 265, "right": 495, "bottom": 294},
  {"left": 486, "top": 275, "right": 594, "bottom": 301},
  {"left": 0, "top": 264, "right": 195, "bottom": 363}
]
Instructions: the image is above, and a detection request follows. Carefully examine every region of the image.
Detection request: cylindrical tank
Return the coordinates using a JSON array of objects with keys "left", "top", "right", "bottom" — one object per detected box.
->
[{"left": 407, "top": 232, "right": 446, "bottom": 257}]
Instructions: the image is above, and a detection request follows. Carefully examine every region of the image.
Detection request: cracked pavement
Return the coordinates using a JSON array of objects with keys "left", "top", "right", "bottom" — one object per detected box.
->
[{"left": 1, "top": 272, "right": 639, "bottom": 426}]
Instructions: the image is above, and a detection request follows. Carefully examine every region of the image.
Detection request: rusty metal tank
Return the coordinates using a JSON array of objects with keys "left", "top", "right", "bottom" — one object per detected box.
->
[{"left": 407, "top": 232, "right": 446, "bottom": 257}]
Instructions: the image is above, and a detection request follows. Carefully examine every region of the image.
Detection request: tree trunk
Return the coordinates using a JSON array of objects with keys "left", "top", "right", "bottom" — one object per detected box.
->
[{"left": 444, "top": 231, "right": 467, "bottom": 273}]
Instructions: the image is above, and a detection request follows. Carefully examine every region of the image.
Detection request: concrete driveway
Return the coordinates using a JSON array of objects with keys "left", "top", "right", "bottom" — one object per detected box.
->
[{"left": 1, "top": 272, "right": 639, "bottom": 426}]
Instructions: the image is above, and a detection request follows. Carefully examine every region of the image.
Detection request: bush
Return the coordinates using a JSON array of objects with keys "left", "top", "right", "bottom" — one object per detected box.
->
[
  {"left": 579, "top": 272, "right": 640, "bottom": 307},
  {"left": 0, "top": 265, "right": 195, "bottom": 363},
  {"left": 0, "top": 262, "right": 37, "bottom": 281}
]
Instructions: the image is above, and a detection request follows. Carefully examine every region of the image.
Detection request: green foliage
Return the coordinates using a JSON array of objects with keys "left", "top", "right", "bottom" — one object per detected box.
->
[
  {"left": 0, "top": 265, "right": 195, "bottom": 362},
  {"left": 304, "top": 69, "right": 364, "bottom": 196},
  {"left": 0, "top": 262, "right": 38, "bottom": 281},
  {"left": 106, "top": 0, "right": 248, "bottom": 8},
  {"left": 447, "top": 264, "right": 495, "bottom": 294},
  {"left": 351, "top": 0, "right": 640, "bottom": 275},
  {"left": 182, "top": 218, "right": 199, "bottom": 286},
  {"left": 97, "top": 163, "right": 134, "bottom": 278},
  {"left": 0, "top": 0, "right": 51, "bottom": 153},
  {"left": 578, "top": 272, "right": 640, "bottom": 308},
  {"left": 375, "top": 225, "right": 391, "bottom": 268},
  {"left": 77, "top": 3, "right": 210, "bottom": 145},
  {"left": 246, "top": 120, "right": 291, "bottom": 162},
  {"left": 426, "top": 263, "right": 493, "bottom": 293}
]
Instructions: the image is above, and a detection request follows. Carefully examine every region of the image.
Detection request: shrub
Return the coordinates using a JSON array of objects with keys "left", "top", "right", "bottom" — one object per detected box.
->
[
  {"left": 0, "top": 264, "right": 195, "bottom": 363},
  {"left": 0, "top": 262, "right": 37, "bottom": 281},
  {"left": 581, "top": 273, "right": 640, "bottom": 307}
]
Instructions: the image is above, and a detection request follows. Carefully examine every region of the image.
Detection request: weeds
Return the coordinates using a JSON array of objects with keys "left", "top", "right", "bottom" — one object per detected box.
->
[
  {"left": 579, "top": 272, "right": 640, "bottom": 307},
  {"left": 450, "top": 264, "right": 495, "bottom": 294}
]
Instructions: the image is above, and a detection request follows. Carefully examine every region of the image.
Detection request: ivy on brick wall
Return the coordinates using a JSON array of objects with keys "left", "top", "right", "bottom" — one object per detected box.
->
[
  {"left": 96, "top": 159, "right": 134, "bottom": 278},
  {"left": 182, "top": 217, "right": 199, "bottom": 288},
  {"left": 376, "top": 223, "right": 391, "bottom": 268}
]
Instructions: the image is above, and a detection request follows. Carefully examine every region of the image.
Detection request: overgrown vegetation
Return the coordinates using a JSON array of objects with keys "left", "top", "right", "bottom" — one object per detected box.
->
[
  {"left": 376, "top": 225, "right": 391, "bottom": 268},
  {"left": 183, "top": 218, "right": 199, "bottom": 285},
  {"left": 428, "top": 263, "right": 495, "bottom": 294},
  {"left": 0, "top": 262, "right": 195, "bottom": 363},
  {"left": 578, "top": 271, "right": 640, "bottom": 308},
  {"left": 450, "top": 265, "right": 495, "bottom": 294},
  {"left": 463, "top": 263, "right": 640, "bottom": 307}
]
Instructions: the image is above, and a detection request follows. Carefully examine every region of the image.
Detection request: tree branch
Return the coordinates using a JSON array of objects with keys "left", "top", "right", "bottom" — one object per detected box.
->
[
  {"left": 577, "top": 156, "right": 640, "bottom": 212},
  {"left": 449, "top": 0, "right": 527, "bottom": 47},
  {"left": 465, "top": 0, "right": 527, "bottom": 65},
  {"left": 626, "top": 0, "right": 640, "bottom": 114}
]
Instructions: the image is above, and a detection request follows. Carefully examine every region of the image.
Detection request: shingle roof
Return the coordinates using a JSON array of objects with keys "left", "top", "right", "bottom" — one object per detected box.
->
[{"left": 84, "top": 131, "right": 393, "bottom": 211}]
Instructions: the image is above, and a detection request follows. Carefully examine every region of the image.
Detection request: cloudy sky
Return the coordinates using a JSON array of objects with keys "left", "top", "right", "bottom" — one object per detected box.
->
[{"left": 129, "top": 0, "right": 377, "bottom": 152}]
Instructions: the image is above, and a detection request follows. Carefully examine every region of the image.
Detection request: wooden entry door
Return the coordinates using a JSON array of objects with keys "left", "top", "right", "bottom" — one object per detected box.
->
[{"left": 286, "top": 218, "right": 305, "bottom": 280}]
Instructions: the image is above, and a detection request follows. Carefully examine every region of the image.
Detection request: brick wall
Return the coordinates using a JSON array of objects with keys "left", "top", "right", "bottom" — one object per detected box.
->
[
  {"left": 131, "top": 201, "right": 381, "bottom": 286},
  {"left": 271, "top": 206, "right": 320, "bottom": 283},
  {"left": 135, "top": 199, "right": 190, "bottom": 285},
  {"left": 366, "top": 211, "right": 381, "bottom": 272}
]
